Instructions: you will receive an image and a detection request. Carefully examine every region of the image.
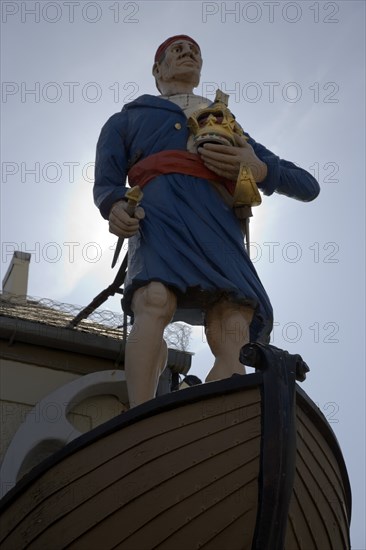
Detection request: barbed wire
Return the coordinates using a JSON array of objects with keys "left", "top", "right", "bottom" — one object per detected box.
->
[
  {"left": 0, "top": 294, "right": 192, "bottom": 350},
  {"left": 0, "top": 293, "right": 128, "bottom": 338}
]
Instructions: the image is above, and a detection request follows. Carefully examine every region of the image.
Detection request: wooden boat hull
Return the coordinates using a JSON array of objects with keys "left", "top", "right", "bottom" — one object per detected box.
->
[{"left": 0, "top": 345, "right": 351, "bottom": 550}]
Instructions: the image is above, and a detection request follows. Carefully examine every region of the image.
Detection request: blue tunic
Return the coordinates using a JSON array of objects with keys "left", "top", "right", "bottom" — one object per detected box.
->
[{"left": 94, "top": 95, "right": 320, "bottom": 343}]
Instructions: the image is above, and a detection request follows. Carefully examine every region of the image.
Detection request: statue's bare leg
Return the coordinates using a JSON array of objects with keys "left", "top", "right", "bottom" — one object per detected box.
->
[
  {"left": 205, "top": 300, "right": 254, "bottom": 382},
  {"left": 125, "top": 282, "right": 177, "bottom": 408}
]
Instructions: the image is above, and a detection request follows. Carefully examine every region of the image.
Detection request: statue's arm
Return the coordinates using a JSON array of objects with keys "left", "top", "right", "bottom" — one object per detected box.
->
[
  {"left": 93, "top": 112, "right": 130, "bottom": 220},
  {"left": 246, "top": 135, "right": 320, "bottom": 202}
]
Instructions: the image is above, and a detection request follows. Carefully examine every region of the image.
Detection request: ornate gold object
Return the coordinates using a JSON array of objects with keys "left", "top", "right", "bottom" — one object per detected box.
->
[
  {"left": 234, "top": 165, "right": 262, "bottom": 207},
  {"left": 187, "top": 90, "right": 242, "bottom": 151},
  {"left": 187, "top": 89, "right": 261, "bottom": 207},
  {"left": 125, "top": 185, "right": 143, "bottom": 216}
]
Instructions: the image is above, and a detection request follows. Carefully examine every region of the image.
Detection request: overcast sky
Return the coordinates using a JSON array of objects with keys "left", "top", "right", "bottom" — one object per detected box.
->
[{"left": 1, "top": 1, "right": 365, "bottom": 545}]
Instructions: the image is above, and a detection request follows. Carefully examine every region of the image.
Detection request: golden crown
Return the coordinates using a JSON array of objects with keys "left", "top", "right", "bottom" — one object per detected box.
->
[
  {"left": 187, "top": 89, "right": 262, "bottom": 208},
  {"left": 187, "top": 90, "right": 244, "bottom": 152}
]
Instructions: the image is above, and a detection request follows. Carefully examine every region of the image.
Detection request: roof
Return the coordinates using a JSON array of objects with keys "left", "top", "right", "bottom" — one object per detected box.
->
[
  {"left": 0, "top": 294, "right": 192, "bottom": 373},
  {"left": 0, "top": 294, "right": 125, "bottom": 340}
]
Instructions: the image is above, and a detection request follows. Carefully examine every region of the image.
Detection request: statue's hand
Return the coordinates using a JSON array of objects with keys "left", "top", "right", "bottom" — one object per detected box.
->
[
  {"left": 198, "top": 134, "right": 268, "bottom": 183},
  {"left": 109, "top": 200, "right": 145, "bottom": 238}
]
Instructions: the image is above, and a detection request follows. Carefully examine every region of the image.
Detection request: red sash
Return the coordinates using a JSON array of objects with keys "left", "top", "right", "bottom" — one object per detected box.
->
[{"left": 128, "top": 150, "right": 235, "bottom": 195}]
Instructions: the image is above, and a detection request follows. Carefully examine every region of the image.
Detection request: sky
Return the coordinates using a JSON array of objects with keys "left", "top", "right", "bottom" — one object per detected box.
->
[{"left": 1, "top": 0, "right": 365, "bottom": 546}]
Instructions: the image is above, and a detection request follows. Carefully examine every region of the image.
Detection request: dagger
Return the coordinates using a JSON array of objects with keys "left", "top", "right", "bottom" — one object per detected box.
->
[{"left": 111, "top": 185, "right": 143, "bottom": 268}]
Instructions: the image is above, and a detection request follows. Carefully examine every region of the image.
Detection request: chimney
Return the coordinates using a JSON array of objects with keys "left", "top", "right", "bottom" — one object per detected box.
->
[{"left": 2, "top": 252, "right": 31, "bottom": 301}]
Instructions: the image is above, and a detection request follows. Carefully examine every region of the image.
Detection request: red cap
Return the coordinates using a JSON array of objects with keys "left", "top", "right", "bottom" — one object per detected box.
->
[{"left": 154, "top": 35, "right": 200, "bottom": 63}]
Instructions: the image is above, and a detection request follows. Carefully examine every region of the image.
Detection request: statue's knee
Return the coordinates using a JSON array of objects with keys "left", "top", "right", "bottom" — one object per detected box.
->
[
  {"left": 144, "top": 282, "right": 171, "bottom": 307},
  {"left": 133, "top": 282, "right": 176, "bottom": 319}
]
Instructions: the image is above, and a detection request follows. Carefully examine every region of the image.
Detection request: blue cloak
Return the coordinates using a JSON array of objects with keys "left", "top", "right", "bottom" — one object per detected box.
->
[{"left": 94, "top": 95, "right": 320, "bottom": 343}]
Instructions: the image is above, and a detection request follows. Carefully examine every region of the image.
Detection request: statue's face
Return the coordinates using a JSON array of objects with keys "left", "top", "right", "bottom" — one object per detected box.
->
[{"left": 153, "top": 40, "right": 203, "bottom": 90}]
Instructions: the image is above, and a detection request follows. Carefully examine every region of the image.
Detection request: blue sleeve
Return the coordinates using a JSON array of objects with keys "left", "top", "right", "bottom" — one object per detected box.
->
[
  {"left": 247, "top": 135, "right": 320, "bottom": 202},
  {"left": 93, "top": 111, "right": 129, "bottom": 220}
]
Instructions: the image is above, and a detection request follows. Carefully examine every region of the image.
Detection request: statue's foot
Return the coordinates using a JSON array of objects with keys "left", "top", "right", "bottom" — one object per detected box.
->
[{"left": 205, "top": 361, "right": 246, "bottom": 383}]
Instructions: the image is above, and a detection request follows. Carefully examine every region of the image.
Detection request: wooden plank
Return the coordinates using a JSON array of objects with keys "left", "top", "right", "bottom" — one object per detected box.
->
[
  {"left": 286, "top": 484, "right": 318, "bottom": 550},
  {"left": 0, "top": 390, "right": 260, "bottom": 544},
  {"left": 284, "top": 405, "right": 351, "bottom": 550},
  {"left": 28, "top": 418, "right": 260, "bottom": 549},
  {"left": 71, "top": 441, "right": 260, "bottom": 549},
  {"left": 198, "top": 512, "right": 256, "bottom": 550},
  {"left": 295, "top": 416, "right": 350, "bottom": 548},
  {"left": 1, "top": 392, "right": 261, "bottom": 549}
]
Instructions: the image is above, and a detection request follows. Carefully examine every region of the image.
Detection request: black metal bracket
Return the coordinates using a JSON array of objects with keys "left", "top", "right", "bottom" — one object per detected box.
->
[{"left": 242, "top": 343, "right": 309, "bottom": 550}]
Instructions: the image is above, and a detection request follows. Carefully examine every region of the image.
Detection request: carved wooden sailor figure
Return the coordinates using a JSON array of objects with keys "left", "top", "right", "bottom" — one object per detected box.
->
[{"left": 94, "top": 35, "right": 320, "bottom": 407}]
